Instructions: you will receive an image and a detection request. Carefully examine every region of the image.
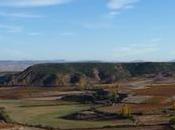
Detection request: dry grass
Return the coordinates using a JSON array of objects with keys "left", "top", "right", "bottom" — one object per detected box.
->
[
  {"left": 98, "top": 103, "right": 169, "bottom": 114},
  {"left": 144, "top": 96, "right": 169, "bottom": 104},
  {"left": 0, "top": 87, "right": 78, "bottom": 99},
  {"left": 0, "top": 123, "right": 14, "bottom": 129},
  {"left": 134, "top": 84, "right": 175, "bottom": 97}
]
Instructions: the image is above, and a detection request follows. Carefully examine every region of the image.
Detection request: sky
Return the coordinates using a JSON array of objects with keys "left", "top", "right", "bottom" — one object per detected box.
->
[{"left": 0, "top": 0, "right": 175, "bottom": 62}]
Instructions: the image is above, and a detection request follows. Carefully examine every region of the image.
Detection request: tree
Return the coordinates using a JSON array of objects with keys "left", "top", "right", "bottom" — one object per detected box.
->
[
  {"left": 111, "top": 84, "right": 120, "bottom": 95},
  {"left": 110, "top": 84, "right": 120, "bottom": 103},
  {"left": 116, "top": 84, "right": 120, "bottom": 94},
  {"left": 172, "top": 102, "right": 175, "bottom": 110},
  {"left": 57, "top": 74, "right": 66, "bottom": 87},
  {"left": 79, "top": 78, "right": 87, "bottom": 90},
  {"left": 120, "top": 104, "right": 132, "bottom": 118}
]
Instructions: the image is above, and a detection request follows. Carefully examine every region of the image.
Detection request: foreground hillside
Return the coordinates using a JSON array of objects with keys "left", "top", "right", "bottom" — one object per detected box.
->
[{"left": 1, "top": 62, "right": 175, "bottom": 87}]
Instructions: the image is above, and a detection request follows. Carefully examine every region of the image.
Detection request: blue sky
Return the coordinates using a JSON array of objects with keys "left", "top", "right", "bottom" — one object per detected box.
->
[{"left": 0, "top": 0, "right": 174, "bottom": 61}]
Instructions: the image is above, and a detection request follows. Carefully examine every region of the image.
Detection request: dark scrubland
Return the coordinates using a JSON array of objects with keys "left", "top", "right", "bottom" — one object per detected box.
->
[{"left": 1, "top": 62, "right": 175, "bottom": 87}]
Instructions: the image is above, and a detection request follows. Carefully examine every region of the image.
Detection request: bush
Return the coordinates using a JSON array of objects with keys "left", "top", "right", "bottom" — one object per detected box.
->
[
  {"left": 0, "top": 109, "right": 11, "bottom": 122},
  {"left": 170, "top": 117, "right": 175, "bottom": 125},
  {"left": 120, "top": 104, "right": 132, "bottom": 118}
]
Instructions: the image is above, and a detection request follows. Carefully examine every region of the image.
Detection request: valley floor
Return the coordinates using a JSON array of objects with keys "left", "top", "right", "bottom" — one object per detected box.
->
[{"left": 0, "top": 79, "right": 175, "bottom": 130}]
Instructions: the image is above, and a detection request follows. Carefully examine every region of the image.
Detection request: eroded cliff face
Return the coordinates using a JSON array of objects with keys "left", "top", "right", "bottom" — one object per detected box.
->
[{"left": 1, "top": 62, "right": 175, "bottom": 87}]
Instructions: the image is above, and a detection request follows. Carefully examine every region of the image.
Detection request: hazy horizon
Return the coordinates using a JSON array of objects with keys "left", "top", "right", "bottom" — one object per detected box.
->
[
  {"left": 0, "top": 0, "right": 174, "bottom": 61},
  {"left": 0, "top": 59, "right": 174, "bottom": 63}
]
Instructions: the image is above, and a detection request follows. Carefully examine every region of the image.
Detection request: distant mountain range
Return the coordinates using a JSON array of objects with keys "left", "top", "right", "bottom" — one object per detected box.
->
[{"left": 0, "top": 60, "right": 65, "bottom": 72}]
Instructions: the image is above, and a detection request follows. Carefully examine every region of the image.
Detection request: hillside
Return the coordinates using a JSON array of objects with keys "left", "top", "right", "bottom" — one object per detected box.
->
[{"left": 1, "top": 62, "right": 175, "bottom": 87}]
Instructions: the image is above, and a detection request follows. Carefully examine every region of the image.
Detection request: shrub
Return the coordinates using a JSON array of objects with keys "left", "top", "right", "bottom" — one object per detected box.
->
[
  {"left": 170, "top": 117, "right": 175, "bottom": 125},
  {"left": 0, "top": 109, "right": 11, "bottom": 122},
  {"left": 120, "top": 104, "right": 132, "bottom": 118}
]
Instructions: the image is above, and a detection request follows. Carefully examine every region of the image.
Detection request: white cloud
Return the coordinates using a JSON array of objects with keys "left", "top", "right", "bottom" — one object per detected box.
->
[
  {"left": 109, "top": 11, "right": 120, "bottom": 16},
  {"left": 150, "top": 38, "right": 161, "bottom": 43},
  {"left": 0, "top": 0, "right": 72, "bottom": 7},
  {"left": 82, "top": 21, "right": 113, "bottom": 29},
  {"left": 59, "top": 32, "right": 75, "bottom": 36},
  {"left": 107, "top": 0, "right": 140, "bottom": 15},
  {"left": 28, "top": 32, "right": 41, "bottom": 36},
  {"left": 113, "top": 43, "right": 160, "bottom": 58},
  {"left": 0, "top": 24, "right": 23, "bottom": 33},
  {"left": 0, "top": 12, "right": 43, "bottom": 18},
  {"left": 107, "top": 0, "right": 139, "bottom": 10}
]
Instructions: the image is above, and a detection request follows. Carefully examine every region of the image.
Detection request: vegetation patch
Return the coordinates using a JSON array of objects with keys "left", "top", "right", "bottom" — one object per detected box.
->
[
  {"left": 0, "top": 107, "right": 11, "bottom": 122},
  {"left": 62, "top": 109, "right": 129, "bottom": 121}
]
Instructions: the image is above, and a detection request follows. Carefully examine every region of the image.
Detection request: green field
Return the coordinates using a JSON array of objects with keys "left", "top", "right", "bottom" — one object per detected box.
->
[{"left": 0, "top": 100, "right": 132, "bottom": 129}]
